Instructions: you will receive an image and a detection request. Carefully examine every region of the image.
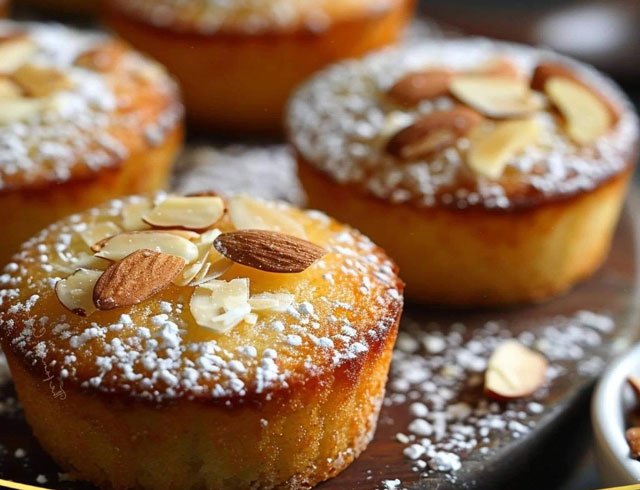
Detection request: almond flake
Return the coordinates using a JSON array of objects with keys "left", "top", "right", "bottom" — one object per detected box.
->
[
  {"left": 173, "top": 229, "right": 221, "bottom": 286},
  {"left": 80, "top": 221, "right": 121, "bottom": 249},
  {"left": 228, "top": 195, "right": 307, "bottom": 239},
  {"left": 386, "top": 106, "right": 483, "bottom": 160},
  {"left": 484, "top": 340, "right": 548, "bottom": 401},
  {"left": 0, "top": 77, "right": 22, "bottom": 98},
  {"left": 94, "top": 231, "right": 199, "bottom": 262},
  {"left": 0, "top": 97, "right": 43, "bottom": 124},
  {"left": 214, "top": 230, "right": 325, "bottom": 274},
  {"left": 473, "top": 58, "right": 521, "bottom": 78},
  {"left": 55, "top": 268, "right": 103, "bottom": 317},
  {"left": 12, "top": 64, "right": 71, "bottom": 97},
  {"left": 93, "top": 249, "right": 185, "bottom": 310},
  {"left": 468, "top": 118, "right": 540, "bottom": 179},
  {"left": 189, "top": 258, "right": 233, "bottom": 286},
  {"left": 190, "top": 278, "right": 251, "bottom": 333},
  {"left": 143, "top": 196, "right": 225, "bottom": 230},
  {"left": 450, "top": 75, "right": 542, "bottom": 119},
  {"left": 545, "top": 77, "right": 612, "bottom": 145},
  {"left": 121, "top": 201, "right": 153, "bottom": 231},
  {"left": 388, "top": 69, "right": 454, "bottom": 107},
  {"left": 249, "top": 292, "right": 295, "bottom": 312},
  {"left": 0, "top": 36, "right": 36, "bottom": 73}
]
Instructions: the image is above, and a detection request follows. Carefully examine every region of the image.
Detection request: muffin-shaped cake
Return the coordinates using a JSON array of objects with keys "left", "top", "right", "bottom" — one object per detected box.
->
[
  {"left": 288, "top": 39, "right": 639, "bottom": 306},
  {"left": 102, "top": 0, "right": 415, "bottom": 133},
  {"left": 0, "top": 193, "right": 403, "bottom": 489},
  {"left": 0, "top": 22, "right": 184, "bottom": 266}
]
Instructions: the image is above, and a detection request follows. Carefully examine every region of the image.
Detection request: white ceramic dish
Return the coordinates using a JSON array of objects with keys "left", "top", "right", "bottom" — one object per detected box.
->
[{"left": 592, "top": 341, "right": 640, "bottom": 486}]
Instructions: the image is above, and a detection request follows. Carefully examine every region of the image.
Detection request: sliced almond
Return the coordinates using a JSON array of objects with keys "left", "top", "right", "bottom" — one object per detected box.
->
[
  {"left": 468, "top": 118, "right": 540, "bottom": 179},
  {"left": 544, "top": 77, "right": 612, "bottom": 145},
  {"left": 189, "top": 258, "right": 233, "bottom": 286},
  {"left": 93, "top": 231, "right": 199, "bottom": 262},
  {"left": 228, "top": 195, "right": 306, "bottom": 239},
  {"left": 484, "top": 340, "right": 548, "bottom": 401},
  {"left": 0, "top": 77, "right": 22, "bottom": 98},
  {"left": 93, "top": 249, "right": 185, "bottom": 310},
  {"left": 0, "top": 97, "right": 42, "bottom": 124},
  {"left": 450, "top": 75, "right": 542, "bottom": 119},
  {"left": 121, "top": 201, "right": 153, "bottom": 231},
  {"left": 386, "top": 106, "right": 483, "bottom": 160},
  {"left": 12, "top": 64, "right": 71, "bottom": 98},
  {"left": 214, "top": 230, "right": 325, "bottom": 274},
  {"left": 388, "top": 69, "right": 454, "bottom": 107},
  {"left": 249, "top": 292, "right": 294, "bottom": 312},
  {"left": 142, "top": 196, "right": 225, "bottom": 230},
  {"left": 190, "top": 278, "right": 251, "bottom": 333},
  {"left": 627, "top": 428, "right": 640, "bottom": 458},
  {"left": 474, "top": 58, "right": 521, "bottom": 78},
  {"left": 55, "top": 268, "right": 103, "bottom": 317},
  {"left": 80, "top": 221, "right": 121, "bottom": 249},
  {"left": 173, "top": 229, "right": 221, "bottom": 286},
  {"left": 530, "top": 62, "right": 585, "bottom": 92},
  {"left": 0, "top": 36, "right": 36, "bottom": 73}
]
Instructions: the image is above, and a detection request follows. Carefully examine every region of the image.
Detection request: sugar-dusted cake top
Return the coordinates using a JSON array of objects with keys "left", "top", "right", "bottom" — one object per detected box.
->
[
  {"left": 288, "top": 38, "right": 639, "bottom": 210},
  {"left": 0, "top": 194, "right": 403, "bottom": 404},
  {"left": 0, "top": 21, "right": 182, "bottom": 192},
  {"left": 107, "top": 0, "right": 400, "bottom": 34}
]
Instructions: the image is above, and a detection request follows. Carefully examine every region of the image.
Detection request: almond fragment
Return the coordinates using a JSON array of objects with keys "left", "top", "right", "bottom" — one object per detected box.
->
[
  {"left": 55, "top": 268, "right": 103, "bottom": 317},
  {"left": 80, "top": 221, "right": 121, "bottom": 249},
  {"left": 214, "top": 230, "right": 325, "bottom": 274},
  {"left": 143, "top": 196, "right": 225, "bottom": 230},
  {"left": 12, "top": 64, "right": 71, "bottom": 97},
  {"left": 388, "top": 69, "right": 454, "bottom": 107},
  {"left": 0, "top": 77, "right": 22, "bottom": 98},
  {"left": 484, "top": 340, "right": 548, "bottom": 401},
  {"left": 545, "top": 77, "right": 612, "bottom": 145},
  {"left": 93, "top": 249, "right": 185, "bottom": 310},
  {"left": 189, "top": 258, "right": 233, "bottom": 286},
  {"left": 93, "top": 231, "right": 199, "bottom": 262},
  {"left": 474, "top": 58, "right": 521, "bottom": 78},
  {"left": 0, "top": 97, "right": 43, "bottom": 124},
  {"left": 0, "top": 36, "right": 36, "bottom": 73},
  {"left": 468, "top": 118, "right": 540, "bottom": 179},
  {"left": 627, "top": 427, "right": 640, "bottom": 458},
  {"left": 249, "top": 292, "right": 295, "bottom": 312},
  {"left": 386, "top": 106, "right": 483, "bottom": 160},
  {"left": 228, "top": 195, "right": 306, "bottom": 239},
  {"left": 450, "top": 75, "right": 542, "bottom": 119},
  {"left": 121, "top": 201, "right": 153, "bottom": 231},
  {"left": 190, "top": 278, "right": 251, "bottom": 333},
  {"left": 173, "top": 229, "right": 221, "bottom": 286}
]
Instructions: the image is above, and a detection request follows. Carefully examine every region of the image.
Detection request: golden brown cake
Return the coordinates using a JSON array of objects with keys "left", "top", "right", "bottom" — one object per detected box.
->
[
  {"left": 0, "top": 193, "right": 403, "bottom": 489},
  {"left": 0, "top": 21, "right": 184, "bottom": 266},
  {"left": 102, "top": 0, "right": 415, "bottom": 134},
  {"left": 287, "top": 39, "right": 640, "bottom": 306}
]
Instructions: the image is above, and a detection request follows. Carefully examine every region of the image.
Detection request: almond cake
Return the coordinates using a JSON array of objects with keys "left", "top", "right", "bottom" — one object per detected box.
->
[
  {"left": 0, "top": 21, "right": 184, "bottom": 266},
  {"left": 102, "top": 0, "right": 415, "bottom": 133},
  {"left": 287, "top": 38, "right": 640, "bottom": 306},
  {"left": 0, "top": 193, "right": 403, "bottom": 489}
]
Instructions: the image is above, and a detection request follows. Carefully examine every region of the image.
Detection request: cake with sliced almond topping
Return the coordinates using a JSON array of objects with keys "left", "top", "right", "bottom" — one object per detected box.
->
[
  {"left": 0, "top": 21, "right": 184, "bottom": 266},
  {"left": 102, "top": 0, "right": 415, "bottom": 133},
  {"left": 288, "top": 38, "right": 639, "bottom": 306},
  {"left": 0, "top": 193, "right": 403, "bottom": 489}
]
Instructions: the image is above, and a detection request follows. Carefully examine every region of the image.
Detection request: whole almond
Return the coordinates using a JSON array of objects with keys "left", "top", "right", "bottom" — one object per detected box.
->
[
  {"left": 93, "top": 249, "right": 185, "bottom": 310},
  {"left": 213, "top": 230, "right": 325, "bottom": 273},
  {"left": 386, "top": 106, "right": 483, "bottom": 160},
  {"left": 388, "top": 69, "right": 454, "bottom": 107},
  {"left": 627, "top": 427, "right": 640, "bottom": 458}
]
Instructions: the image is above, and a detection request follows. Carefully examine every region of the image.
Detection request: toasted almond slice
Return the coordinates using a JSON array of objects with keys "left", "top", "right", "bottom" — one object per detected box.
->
[
  {"left": 0, "top": 77, "right": 22, "bottom": 97},
  {"left": 485, "top": 340, "right": 548, "bottom": 401},
  {"left": 94, "top": 231, "right": 199, "bottom": 262},
  {"left": 12, "top": 64, "right": 71, "bottom": 97},
  {"left": 0, "top": 36, "right": 36, "bottom": 73},
  {"left": 228, "top": 195, "right": 306, "bottom": 239},
  {"left": 0, "top": 97, "right": 43, "bottom": 124},
  {"left": 531, "top": 62, "right": 581, "bottom": 92},
  {"left": 142, "top": 196, "right": 225, "bottom": 230},
  {"left": 450, "top": 75, "right": 542, "bottom": 119},
  {"left": 627, "top": 428, "right": 640, "bottom": 458},
  {"left": 386, "top": 106, "right": 483, "bottom": 160},
  {"left": 214, "top": 230, "right": 325, "bottom": 274},
  {"left": 80, "top": 221, "right": 122, "bottom": 249},
  {"left": 249, "top": 292, "right": 294, "bottom": 312},
  {"left": 55, "top": 268, "right": 103, "bottom": 317},
  {"left": 93, "top": 249, "right": 185, "bottom": 310},
  {"left": 121, "top": 201, "right": 153, "bottom": 231},
  {"left": 190, "top": 278, "right": 251, "bottom": 333},
  {"left": 388, "top": 69, "right": 454, "bottom": 107},
  {"left": 545, "top": 77, "right": 612, "bottom": 145},
  {"left": 473, "top": 57, "right": 521, "bottom": 78},
  {"left": 468, "top": 118, "right": 540, "bottom": 179}
]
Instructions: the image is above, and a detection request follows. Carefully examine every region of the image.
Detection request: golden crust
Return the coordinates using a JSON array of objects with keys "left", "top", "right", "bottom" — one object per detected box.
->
[{"left": 103, "top": 0, "right": 414, "bottom": 133}]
